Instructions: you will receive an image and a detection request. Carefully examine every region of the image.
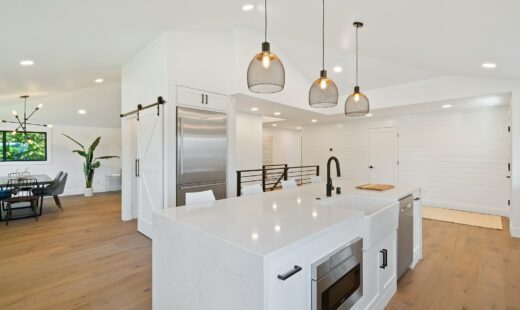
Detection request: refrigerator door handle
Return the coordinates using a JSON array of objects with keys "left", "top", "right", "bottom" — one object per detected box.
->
[
  {"left": 178, "top": 117, "right": 184, "bottom": 175},
  {"left": 179, "top": 182, "right": 226, "bottom": 190}
]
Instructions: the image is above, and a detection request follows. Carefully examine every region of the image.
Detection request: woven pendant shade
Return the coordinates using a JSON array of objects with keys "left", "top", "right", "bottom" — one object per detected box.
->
[
  {"left": 345, "top": 86, "right": 370, "bottom": 116},
  {"left": 247, "top": 43, "right": 285, "bottom": 93},
  {"left": 309, "top": 70, "right": 338, "bottom": 108}
]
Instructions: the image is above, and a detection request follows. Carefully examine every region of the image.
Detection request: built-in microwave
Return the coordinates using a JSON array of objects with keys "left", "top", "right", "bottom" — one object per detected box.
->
[{"left": 311, "top": 238, "right": 363, "bottom": 310}]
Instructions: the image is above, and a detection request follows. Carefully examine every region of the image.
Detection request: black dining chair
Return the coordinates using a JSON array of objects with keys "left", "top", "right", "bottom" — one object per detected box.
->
[
  {"left": 4, "top": 178, "right": 40, "bottom": 226},
  {"left": 32, "top": 172, "right": 68, "bottom": 212}
]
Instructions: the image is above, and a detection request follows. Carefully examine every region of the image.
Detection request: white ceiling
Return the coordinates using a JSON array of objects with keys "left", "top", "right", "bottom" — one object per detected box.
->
[
  {"left": 1, "top": 0, "right": 519, "bottom": 105},
  {"left": 236, "top": 92, "right": 512, "bottom": 130}
]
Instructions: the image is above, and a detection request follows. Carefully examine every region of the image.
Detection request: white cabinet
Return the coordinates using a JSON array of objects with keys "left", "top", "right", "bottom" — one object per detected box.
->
[
  {"left": 354, "top": 231, "right": 397, "bottom": 310},
  {"left": 266, "top": 254, "right": 304, "bottom": 310},
  {"left": 176, "top": 85, "right": 228, "bottom": 112},
  {"left": 412, "top": 190, "right": 423, "bottom": 267}
]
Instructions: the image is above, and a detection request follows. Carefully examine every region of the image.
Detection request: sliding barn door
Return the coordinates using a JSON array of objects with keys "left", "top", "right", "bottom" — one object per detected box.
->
[{"left": 137, "top": 108, "right": 164, "bottom": 239}]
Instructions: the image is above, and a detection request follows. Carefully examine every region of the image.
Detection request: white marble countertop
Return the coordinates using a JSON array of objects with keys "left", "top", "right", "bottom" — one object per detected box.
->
[{"left": 155, "top": 182, "right": 419, "bottom": 257}]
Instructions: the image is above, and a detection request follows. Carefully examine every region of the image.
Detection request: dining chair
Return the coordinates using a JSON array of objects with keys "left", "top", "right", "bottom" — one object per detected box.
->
[
  {"left": 241, "top": 184, "right": 263, "bottom": 196},
  {"left": 32, "top": 172, "right": 68, "bottom": 212},
  {"left": 4, "top": 178, "right": 40, "bottom": 226},
  {"left": 311, "top": 176, "right": 323, "bottom": 183},
  {"left": 185, "top": 190, "right": 216, "bottom": 205},
  {"left": 281, "top": 179, "right": 298, "bottom": 190}
]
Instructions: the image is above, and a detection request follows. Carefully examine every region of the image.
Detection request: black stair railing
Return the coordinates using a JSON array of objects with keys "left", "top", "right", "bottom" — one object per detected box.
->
[{"left": 236, "top": 164, "right": 320, "bottom": 196}]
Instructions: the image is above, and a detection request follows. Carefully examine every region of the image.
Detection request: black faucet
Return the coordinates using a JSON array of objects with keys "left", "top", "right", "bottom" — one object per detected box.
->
[{"left": 326, "top": 156, "right": 341, "bottom": 197}]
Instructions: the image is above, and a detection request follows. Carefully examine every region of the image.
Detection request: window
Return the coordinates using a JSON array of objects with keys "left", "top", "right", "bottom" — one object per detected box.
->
[{"left": 0, "top": 131, "right": 48, "bottom": 162}]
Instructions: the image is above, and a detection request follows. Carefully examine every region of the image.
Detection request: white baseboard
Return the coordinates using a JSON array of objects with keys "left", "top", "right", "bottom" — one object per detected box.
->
[
  {"left": 423, "top": 199, "right": 509, "bottom": 217},
  {"left": 61, "top": 186, "right": 121, "bottom": 197},
  {"left": 511, "top": 225, "right": 520, "bottom": 238}
]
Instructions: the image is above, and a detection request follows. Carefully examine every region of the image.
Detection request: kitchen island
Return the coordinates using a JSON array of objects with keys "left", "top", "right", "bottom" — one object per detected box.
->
[{"left": 153, "top": 181, "right": 422, "bottom": 310}]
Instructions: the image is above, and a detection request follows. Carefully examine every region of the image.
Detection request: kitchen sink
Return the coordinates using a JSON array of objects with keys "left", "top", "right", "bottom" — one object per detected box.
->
[{"left": 315, "top": 195, "right": 399, "bottom": 249}]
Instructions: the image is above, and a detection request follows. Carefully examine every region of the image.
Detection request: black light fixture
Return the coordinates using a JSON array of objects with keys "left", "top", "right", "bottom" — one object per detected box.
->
[
  {"left": 345, "top": 22, "right": 370, "bottom": 116},
  {"left": 309, "top": 0, "right": 338, "bottom": 108},
  {"left": 2, "top": 95, "right": 51, "bottom": 137},
  {"left": 247, "top": 0, "right": 285, "bottom": 93}
]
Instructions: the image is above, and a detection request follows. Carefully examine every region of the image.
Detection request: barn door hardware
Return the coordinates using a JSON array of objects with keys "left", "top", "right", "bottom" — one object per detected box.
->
[{"left": 120, "top": 96, "right": 166, "bottom": 121}]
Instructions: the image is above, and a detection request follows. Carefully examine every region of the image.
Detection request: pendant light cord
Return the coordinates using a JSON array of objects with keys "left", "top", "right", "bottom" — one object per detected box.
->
[
  {"left": 264, "top": 0, "right": 267, "bottom": 42},
  {"left": 355, "top": 24, "right": 359, "bottom": 86},
  {"left": 322, "top": 0, "right": 325, "bottom": 71}
]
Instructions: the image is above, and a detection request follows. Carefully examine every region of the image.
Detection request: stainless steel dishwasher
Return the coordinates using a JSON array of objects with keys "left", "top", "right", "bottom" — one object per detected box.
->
[{"left": 397, "top": 194, "right": 414, "bottom": 279}]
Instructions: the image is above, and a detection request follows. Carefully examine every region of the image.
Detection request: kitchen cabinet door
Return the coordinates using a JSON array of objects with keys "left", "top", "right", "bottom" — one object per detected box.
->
[
  {"left": 352, "top": 252, "right": 380, "bottom": 310},
  {"left": 266, "top": 255, "right": 304, "bottom": 310},
  {"left": 176, "top": 85, "right": 228, "bottom": 112},
  {"left": 379, "top": 232, "right": 397, "bottom": 295}
]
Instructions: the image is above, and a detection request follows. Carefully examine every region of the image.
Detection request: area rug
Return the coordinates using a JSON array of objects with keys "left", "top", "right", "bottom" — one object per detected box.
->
[{"left": 422, "top": 206, "right": 503, "bottom": 230}]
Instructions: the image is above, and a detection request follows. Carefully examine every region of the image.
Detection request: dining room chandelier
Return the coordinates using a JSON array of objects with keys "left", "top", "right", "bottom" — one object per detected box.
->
[{"left": 2, "top": 95, "right": 51, "bottom": 135}]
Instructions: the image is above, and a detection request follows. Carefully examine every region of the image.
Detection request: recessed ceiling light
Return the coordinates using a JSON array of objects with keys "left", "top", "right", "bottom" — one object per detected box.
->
[
  {"left": 20, "top": 60, "right": 34, "bottom": 66},
  {"left": 47, "top": 124, "right": 53, "bottom": 128},
  {"left": 95, "top": 78, "right": 104, "bottom": 83},
  {"left": 311, "top": 119, "right": 318, "bottom": 123},
  {"left": 274, "top": 111, "right": 281, "bottom": 116},
  {"left": 242, "top": 4, "right": 255, "bottom": 11},
  {"left": 366, "top": 113, "right": 373, "bottom": 117},
  {"left": 251, "top": 107, "right": 259, "bottom": 111},
  {"left": 272, "top": 123, "right": 277, "bottom": 127},
  {"left": 333, "top": 66, "right": 343, "bottom": 73},
  {"left": 442, "top": 104, "right": 452, "bottom": 109},
  {"left": 296, "top": 126, "right": 302, "bottom": 130},
  {"left": 482, "top": 63, "right": 497, "bottom": 69},
  {"left": 78, "top": 109, "right": 87, "bottom": 115}
]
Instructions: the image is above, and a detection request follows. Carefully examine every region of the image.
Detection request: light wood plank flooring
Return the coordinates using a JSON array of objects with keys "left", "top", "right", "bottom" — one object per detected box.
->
[
  {"left": 2, "top": 193, "right": 520, "bottom": 309},
  {"left": 0, "top": 192, "right": 151, "bottom": 310}
]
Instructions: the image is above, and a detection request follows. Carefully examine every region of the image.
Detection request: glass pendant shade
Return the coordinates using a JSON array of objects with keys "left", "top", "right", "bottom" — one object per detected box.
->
[
  {"left": 309, "top": 70, "right": 338, "bottom": 108},
  {"left": 247, "top": 42, "right": 285, "bottom": 93},
  {"left": 345, "top": 86, "right": 370, "bottom": 116}
]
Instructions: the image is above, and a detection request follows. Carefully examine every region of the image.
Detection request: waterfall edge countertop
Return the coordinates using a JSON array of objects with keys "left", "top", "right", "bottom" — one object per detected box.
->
[{"left": 154, "top": 181, "right": 419, "bottom": 258}]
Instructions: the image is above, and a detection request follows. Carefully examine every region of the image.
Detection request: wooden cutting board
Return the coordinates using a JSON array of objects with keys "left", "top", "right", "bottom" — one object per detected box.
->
[{"left": 356, "top": 184, "right": 395, "bottom": 191}]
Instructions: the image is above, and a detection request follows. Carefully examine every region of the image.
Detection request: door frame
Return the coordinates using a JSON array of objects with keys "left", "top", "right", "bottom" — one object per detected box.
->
[{"left": 368, "top": 127, "right": 399, "bottom": 185}]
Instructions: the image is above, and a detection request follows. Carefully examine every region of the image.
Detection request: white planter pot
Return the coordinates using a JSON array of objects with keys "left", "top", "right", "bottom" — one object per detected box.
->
[{"left": 84, "top": 188, "right": 94, "bottom": 197}]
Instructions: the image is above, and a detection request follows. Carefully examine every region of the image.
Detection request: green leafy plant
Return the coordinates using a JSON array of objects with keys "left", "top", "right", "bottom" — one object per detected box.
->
[{"left": 63, "top": 134, "right": 119, "bottom": 188}]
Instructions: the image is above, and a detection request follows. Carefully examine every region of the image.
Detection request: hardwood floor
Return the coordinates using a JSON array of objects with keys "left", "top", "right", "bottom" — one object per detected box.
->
[
  {"left": 0, "top": 192, "right": 151, "bottom": 310},
  {"left": 388, "top": 217, "right": 520, "bottom": 310},
  {"left": 2, "top": 193, "right": 520, "bottom": 310}
]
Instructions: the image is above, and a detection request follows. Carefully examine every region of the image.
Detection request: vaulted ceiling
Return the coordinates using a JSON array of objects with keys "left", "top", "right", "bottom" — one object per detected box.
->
[{"left": 1, "top": 0, "right": 519, "bottom": 105}]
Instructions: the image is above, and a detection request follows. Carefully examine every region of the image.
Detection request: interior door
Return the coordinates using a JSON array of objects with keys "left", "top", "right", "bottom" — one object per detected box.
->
[
  {"left": 137, "top": 108, "right": 164, "bottom": 239},
  {"left": 369, "top": 127, "right": 399, "bottom": 185}
]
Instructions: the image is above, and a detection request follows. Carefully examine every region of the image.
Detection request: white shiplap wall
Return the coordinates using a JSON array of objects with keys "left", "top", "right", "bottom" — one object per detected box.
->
[{"left": 302, "top": 106, "right": 511, "bottom": 216}]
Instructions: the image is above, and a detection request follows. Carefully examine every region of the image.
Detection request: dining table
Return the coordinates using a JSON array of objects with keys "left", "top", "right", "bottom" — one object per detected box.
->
[{"left": 0, "top": 174, "right": 54, "bottom": 221}]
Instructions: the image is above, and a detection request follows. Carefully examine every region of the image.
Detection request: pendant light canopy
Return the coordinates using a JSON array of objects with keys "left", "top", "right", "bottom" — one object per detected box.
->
[
  {"left": 247, "top": 0, "right": 285, "bottom": 93},
  {"left": 309, "top": 0, "right": 338, "bottom": 108},
  {"left": 345, "top": 22, "right": 370, "bottom": 116}
]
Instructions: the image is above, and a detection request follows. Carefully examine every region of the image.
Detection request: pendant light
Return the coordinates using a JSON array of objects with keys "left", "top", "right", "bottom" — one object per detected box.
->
[
  {"left": 309, "top": 0, "right": 338, "bottom": 108},
  {"left": 345, "top": 22, "right": 370, "bottom": 116},
  {"left": 247, "top": 0, "right": 285, "bottom": 93}
]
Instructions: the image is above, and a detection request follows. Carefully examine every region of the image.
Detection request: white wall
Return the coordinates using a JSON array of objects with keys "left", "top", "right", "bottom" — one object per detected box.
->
[
  {"left": 303, "top": 106, "right": 511, "bottom": 216},
  {"left": 0, "top": 124, "right": 121, "bottom": 195},
  {"left": 263, "top": 127, "right": 302, "bottom": 167},
  {"left": 235, "top": 112, "right": 263, "bottom": 171},
  {"left": 121, "top": 34, "right": 169, "bottom": 219}
]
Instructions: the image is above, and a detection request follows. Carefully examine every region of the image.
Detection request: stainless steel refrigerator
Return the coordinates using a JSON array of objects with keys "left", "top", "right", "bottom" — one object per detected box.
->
[{"left": 176, "top": 106, "right": 227, "bottom": 206}]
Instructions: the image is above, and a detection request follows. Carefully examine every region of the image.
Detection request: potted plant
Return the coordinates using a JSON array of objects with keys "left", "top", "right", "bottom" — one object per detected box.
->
[{"left": 63, "top": 134, "right": 119, "bottom": 197}]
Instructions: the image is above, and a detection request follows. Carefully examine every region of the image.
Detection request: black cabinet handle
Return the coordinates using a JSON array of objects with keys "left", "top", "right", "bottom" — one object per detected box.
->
[
  {"left": 201, "top": 94, "right": 204, "bottom": 104},
  {"left": 380, "top": 249, "right": 388, "bottom": 269},
  {"left": 135, "top": 159, "right": 138, "bottom": 177},
  {"left": 414, "top": 197, "right": 421, "bottom": 201},
  {"left": 369, "top": 165, "right": 374, "bottom": 169},
  {"left": 205, "top": 94, "right": 209, "bottom": 104},
  {"left": 136, "top": 159, "right": 140, "bottom": 178},
  {"left": 277, "top": 265, "right": 302, "bottom": 281}
]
